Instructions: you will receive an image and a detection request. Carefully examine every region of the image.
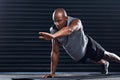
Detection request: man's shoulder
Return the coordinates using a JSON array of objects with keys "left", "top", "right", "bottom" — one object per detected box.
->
[
  {"left": 49, "top": 26, "right": 54, "bottom": 32},
  {"left": 50, "top": 25, "right": 56, "bottom": 30},
  {"left": 49, "top": 25, "right": 58, "bottom": 34},
  {"left": 68, "top": 16, "right": 81, "bottom": 23},
  {"left": 68, "top": 16, "right": 78, "bottom": 19}
]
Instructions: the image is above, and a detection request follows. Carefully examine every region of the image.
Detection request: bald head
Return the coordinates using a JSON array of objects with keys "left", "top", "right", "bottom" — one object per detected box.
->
[
  {"left": 52, "top": 8, "right": 67, "bottom": 20},
  {"left": 52, "top": 8, "right": 68, "bottom": 29}
]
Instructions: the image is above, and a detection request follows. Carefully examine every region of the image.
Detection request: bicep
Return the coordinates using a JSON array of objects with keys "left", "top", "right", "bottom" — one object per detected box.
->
[{"left": 69, "top": 19, "right": 83, "bottom": 32}]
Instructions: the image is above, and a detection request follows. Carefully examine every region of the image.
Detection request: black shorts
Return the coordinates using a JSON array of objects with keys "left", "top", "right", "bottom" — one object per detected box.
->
[{"left": 79, "top": 35, "right": 105, "bottom": 63}]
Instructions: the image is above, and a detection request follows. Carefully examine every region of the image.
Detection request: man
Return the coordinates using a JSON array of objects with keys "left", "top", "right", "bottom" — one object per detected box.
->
[{"left": 39, "top": 8, "right": 120, "bottom": 78}]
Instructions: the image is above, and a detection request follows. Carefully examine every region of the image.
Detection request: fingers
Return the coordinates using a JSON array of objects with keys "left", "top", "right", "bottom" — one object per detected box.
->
[
  {"left": 38, "top": 32, "right": 48, "bottom": 35},
  {"left": 42, "top": 74, "right": 55, "bottom": 78},
  {"left": 39, "top": 32, "right": 44, "bottom": 35},
  {"left": 42, "top": 75, "right": 47, "bottom": 78},
  {"left": 39, "top": 36, "right": 49, "bottom": 40},
  {"left": 38, "top": 32, "right": 53, "bottom": 40},
  {"left": 38, "top": 32, "right": 46, "bottom": 40},
  {"left": 39, "top": 36, "right": 44, "bottom": 39}
]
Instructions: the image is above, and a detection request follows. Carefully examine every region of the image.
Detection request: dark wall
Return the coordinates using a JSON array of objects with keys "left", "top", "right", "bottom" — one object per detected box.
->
[{"left": 0, "top": 0, "right": 120, "bottom": 72}]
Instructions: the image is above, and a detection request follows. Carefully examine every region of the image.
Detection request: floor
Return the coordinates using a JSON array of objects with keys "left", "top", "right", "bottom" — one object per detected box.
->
[{"left": 0, "top": 72, "right": 120, "bottom": 80}]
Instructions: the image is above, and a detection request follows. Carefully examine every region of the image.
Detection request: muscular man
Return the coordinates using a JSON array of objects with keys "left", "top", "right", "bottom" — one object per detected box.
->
[{"left": 39, "top": 8, "right": 120, "bottom": 78}]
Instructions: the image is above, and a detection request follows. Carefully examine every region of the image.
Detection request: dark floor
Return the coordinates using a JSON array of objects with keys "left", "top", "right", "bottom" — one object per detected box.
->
[{"left": 0, "top": 72, "right": 120, "bottom": 80}]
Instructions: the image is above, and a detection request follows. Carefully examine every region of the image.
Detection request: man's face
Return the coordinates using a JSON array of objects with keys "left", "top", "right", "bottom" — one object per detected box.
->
[{"left": 53, "top": 13, "right": 68, "bottom": 29}]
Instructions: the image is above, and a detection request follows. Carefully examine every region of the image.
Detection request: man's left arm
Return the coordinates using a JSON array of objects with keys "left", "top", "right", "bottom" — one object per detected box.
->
[
  {"left": 39, "top": 19, "right": 82, "bottom": 40},
  {"left": 53, "top": 18, "right": 81, "bottom": 38}
]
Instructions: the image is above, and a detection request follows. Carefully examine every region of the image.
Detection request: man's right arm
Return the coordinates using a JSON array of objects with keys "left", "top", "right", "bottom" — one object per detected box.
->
[
  {"left": 42, "top": 39, "right": 60, "bottom": 78},
  {"left": 50, "top": 39, "right": 60, "bottom": 74}
]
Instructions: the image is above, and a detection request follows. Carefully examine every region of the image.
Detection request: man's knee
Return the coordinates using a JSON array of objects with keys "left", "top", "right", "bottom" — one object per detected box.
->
[{"left": 103, "top": 51, "right": 111, "bottom": 60}]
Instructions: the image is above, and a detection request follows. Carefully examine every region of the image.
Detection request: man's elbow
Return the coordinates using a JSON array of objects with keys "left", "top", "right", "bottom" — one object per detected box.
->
[{"left": 68, "top": 28, "right": 74, "bottom": 35}]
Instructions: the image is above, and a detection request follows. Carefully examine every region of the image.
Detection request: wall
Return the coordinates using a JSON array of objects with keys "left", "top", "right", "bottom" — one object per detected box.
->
[{"left": 0, "top": 0, "right": 120, "bottom": 72}]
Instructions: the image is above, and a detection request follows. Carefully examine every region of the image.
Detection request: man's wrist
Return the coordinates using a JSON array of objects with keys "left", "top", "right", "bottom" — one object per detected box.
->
[
  {"left": 50, "top": 72, "right": 55, "bottom": 74},
  {"left": 52, "top": 34, "right": 56, "bottom": 39}
]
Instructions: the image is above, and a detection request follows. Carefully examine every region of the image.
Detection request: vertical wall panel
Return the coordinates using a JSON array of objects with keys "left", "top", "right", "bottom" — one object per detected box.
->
[{"left": 0, "top": 0, "right": 120, "bottom": 72}]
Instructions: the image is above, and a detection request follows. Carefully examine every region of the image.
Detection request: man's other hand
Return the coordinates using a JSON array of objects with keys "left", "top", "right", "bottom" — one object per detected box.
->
[
  {"left": 39, "top": 32, "right": 54, "bottom": 40},
  {"left": 42, "top": 74, "right": 55, "bottom": 78}
]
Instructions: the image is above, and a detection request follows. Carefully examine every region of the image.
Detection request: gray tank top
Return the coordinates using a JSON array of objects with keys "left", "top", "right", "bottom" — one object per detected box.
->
[{"left": 50, "top": 16, "right": 88, "bottom": 61}]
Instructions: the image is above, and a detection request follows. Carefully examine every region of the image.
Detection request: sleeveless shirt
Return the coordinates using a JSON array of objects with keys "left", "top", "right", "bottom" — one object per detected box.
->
[{"left": 50, "top": 16, "right": 88, "bottom": 61}]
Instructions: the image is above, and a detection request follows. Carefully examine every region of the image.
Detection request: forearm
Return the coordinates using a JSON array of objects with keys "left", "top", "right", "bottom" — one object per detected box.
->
[
  {"left": 50, "top": 52, "right": 59, "bottom": 74},
  {"left": 53, "top": 27, "right": 72, "bottom": 39}
]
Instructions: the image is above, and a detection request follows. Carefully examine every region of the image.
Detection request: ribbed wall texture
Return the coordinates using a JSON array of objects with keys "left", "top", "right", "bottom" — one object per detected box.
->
[{"left": 0, "top": 0, "right": 120, "bottom": 72}]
